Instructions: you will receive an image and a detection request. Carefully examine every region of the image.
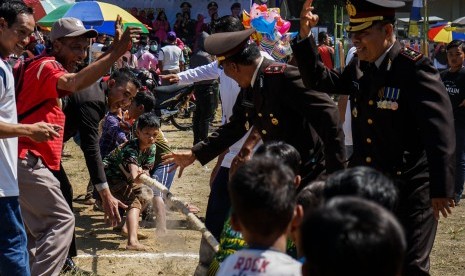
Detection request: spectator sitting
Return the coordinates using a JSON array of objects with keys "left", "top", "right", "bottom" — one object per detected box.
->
[
  {"left": 103, "top": 112, "right": 160, "bottom": 251},
  {"left": 159, "top": 31, "right": 185, "bottom": 84},
  {"left": 216, "top": 157, "right": 302, "bottom": 275},
  {"left": 301, "top": 197, "right": 406, "bottom": 276}
]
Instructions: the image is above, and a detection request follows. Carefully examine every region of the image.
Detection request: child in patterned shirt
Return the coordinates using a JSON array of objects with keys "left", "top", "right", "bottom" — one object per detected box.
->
[{"left": 103, "top": 113, "right": 160, "bottom": 251}]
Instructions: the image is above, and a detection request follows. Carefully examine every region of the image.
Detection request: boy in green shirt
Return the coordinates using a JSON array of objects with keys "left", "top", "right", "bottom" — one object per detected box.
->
[{"left": 104, "top": 113, "right": 160, "bottom": 250}]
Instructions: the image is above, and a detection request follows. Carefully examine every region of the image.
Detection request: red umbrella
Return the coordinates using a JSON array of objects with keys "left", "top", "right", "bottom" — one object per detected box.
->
[
  {"left": 24, "top": 0, "right": 73, "bottom": 22},
  {"left": 428, "top": 23, "right": 465, "bottom": 43}
]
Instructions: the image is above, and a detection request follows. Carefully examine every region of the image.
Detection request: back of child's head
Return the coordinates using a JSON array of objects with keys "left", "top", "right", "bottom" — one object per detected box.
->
[
  {"left": 228, "top": 157, "right": 296, "bottom": 238},
  {"left": 324, "top": 166, "right": 398, "bottom": 211},
  {"left": 134, "top": 91, "right": 156, "bottom": 113},
  {"left": 254, "top": 141, "right": 301, "bottom": 175},
  {"left": 301, "top": 196, "right": 406, "bottom": 276},
  {"left": 137, "top": 112, "right": 160, "bottom": 130},
  {"left": 296, "top": 181, "right": 325, "bottom": 214}
]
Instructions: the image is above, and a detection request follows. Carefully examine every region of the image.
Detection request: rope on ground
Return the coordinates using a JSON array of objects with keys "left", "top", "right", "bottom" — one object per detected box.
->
[{"left": 139, "top": 174, "right": 219, "bottom": 253}]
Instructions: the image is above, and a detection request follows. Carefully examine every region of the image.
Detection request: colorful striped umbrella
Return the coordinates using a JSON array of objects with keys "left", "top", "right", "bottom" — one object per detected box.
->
[
  {"left": 428, "top": 23, "right": 465, "bottom": 43},
  {"left": 24, "top": 0, "right": 74, "bottom": 21},
  {"left": 37, "top": 1, "right": 148, "bottom": 36}
]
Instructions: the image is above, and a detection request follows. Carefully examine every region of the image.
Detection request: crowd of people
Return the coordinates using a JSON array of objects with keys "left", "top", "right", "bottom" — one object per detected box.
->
[{"left": 0, "top": 0, "right": 464, "bottom": 275}]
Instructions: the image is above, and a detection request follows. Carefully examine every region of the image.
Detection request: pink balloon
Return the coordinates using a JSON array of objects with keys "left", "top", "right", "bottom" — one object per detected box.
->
[{"left": 278, "top": 21, "right": 291, "bottom": 34}]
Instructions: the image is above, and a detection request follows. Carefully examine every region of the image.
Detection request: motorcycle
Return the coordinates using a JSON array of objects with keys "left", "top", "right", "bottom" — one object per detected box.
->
[{"left": 137, "top": 69, "right": 196, "bottom": 131}]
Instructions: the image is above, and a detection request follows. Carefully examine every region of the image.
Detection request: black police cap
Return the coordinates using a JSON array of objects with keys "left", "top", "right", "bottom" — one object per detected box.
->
[
  {"left": 180, "top": 2, "right": 191, "bottom": 9},
  {"left": 205, "top": 28, "right": 255, "bottom": 63},
  {"left": 207, "top": 1, "right": 219, "bottom": 9},
  {"left": 231, "top": 2, "right": 241, "bottom": 9},
  {"left": 346, "top": 0, "right": 405, "bottom": 32}
]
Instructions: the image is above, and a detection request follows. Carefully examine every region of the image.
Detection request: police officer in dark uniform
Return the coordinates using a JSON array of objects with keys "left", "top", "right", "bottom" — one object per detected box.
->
[
  {"left": 162, "top": 27, "right": 346, "bottom": 187},
  {"left": 294, "top": 0, "right": 455, "bottom": 275}
]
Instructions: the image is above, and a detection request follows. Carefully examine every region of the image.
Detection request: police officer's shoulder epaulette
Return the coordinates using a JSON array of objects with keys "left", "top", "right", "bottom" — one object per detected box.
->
[
  {"left": 400, "top": 47, "right": 423, "bottom": 62},
  {"left": 265, "top": 63, "right": 286, "bottom": 74}
]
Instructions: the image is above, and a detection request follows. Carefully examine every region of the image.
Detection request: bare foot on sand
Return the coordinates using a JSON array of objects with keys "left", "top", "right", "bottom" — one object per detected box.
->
[
  {"left": 126, "top": 243, "right": 147, "bottom": 251},
  {"left": 156, "top": 228, "right": 168, "bottom": 236},
  {"left": 121, "top": 230, "right": 149, "bottom": 240}
]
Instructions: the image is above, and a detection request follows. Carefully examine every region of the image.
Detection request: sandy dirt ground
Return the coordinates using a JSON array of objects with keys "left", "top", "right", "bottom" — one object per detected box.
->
[{"left": 62, "top": 124, "right": 465, "bottom": 276}]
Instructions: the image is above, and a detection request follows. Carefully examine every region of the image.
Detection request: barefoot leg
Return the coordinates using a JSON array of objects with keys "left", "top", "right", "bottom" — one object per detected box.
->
[
  {"left": 153, "top": 196, "right": 167, "bottom": 235},
  {"left": 126, "top": 208, "right": 141, "bottom": 246}
]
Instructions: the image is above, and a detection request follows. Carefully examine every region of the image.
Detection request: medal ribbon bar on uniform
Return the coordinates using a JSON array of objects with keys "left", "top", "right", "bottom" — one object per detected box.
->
[{"left": 377, "top": 87, "right": 400, "bottom": 110}]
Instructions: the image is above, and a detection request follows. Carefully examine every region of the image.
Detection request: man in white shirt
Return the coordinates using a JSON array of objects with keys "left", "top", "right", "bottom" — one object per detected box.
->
[
  {"left": 159, "top": 31, "right": 184, "bottom": 85},
  {"left": 0, "top": 2, "right": 61, "bottom": 275}
]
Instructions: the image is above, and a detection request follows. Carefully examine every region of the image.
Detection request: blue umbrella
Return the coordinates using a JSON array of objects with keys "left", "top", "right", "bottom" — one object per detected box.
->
[{"left": 37, "top": 1, "right": 148, "bottom": 36}]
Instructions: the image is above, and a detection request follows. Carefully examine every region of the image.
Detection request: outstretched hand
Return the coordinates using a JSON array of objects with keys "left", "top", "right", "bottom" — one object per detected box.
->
[
  {"left": 159, "top": 74, "right": 180, "bottom": 84},
  {"left": 100, "top": 188, "right": 128, "bottom": 227},
  {"left": 112, "top": 15, "right": 142, "bottom": 55},
  {"left": 113, "top": 15, "right": 124, "bottom": 45},
  {"left": 162, "top": 150, "right": 196, "bottom": 178},
  {"left": 432, "top": 198, "right": 454, "bottom": 220},
  {"left": 300, "top": 0, "right": 319, "bottom": 39}
]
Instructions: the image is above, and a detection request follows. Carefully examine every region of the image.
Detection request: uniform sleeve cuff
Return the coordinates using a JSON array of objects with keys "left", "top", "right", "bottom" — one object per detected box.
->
[{"left": 95, "top": 182, "right": 109, "bottom": 192}]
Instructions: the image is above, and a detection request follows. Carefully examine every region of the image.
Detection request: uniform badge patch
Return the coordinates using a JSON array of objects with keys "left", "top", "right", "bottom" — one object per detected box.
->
[
  {"left": 400, "top": 48, "right": 423, "bottom": 62},
  {"left": 265, "top": 64, "right": 286, "bottom": 74}
]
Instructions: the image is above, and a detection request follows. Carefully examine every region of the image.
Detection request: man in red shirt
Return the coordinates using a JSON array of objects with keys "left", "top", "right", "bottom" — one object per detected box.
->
[
  {"left": 16, "top": 17, "right": 140, "bottom": 275},
  {"left": 317, "top": 31, "right": 334, "bottom": 69}
]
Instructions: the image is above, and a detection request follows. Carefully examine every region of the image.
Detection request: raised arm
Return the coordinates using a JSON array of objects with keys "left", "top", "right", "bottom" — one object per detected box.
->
[{"left": 57, "top": 16, "right": 142, "bottom": 93}]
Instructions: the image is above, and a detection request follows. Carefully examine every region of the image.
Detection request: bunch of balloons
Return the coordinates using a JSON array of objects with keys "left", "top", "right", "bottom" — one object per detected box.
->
[{"left": 243, "top": 3, "right": 297, "bottom": 62}]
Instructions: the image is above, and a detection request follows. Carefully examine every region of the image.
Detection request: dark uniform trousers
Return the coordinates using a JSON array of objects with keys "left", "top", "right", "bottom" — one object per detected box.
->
[
  {"left": 292, "top": 37, "right": 455, "bottom": 276},
  {"left": 192, "top": 81, "right": 218, "bottom": 145},
  {"left": 191, "top": 58, "right": 346, "bottom": 191}
]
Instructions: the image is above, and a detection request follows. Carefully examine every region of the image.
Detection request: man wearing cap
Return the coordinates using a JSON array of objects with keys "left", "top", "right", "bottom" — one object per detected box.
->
[
  {"left": 293, "top": 1, "right": 455, "bottom": 275},
  {"left": 207, "top": 1, "right": 219, "bottom": 34},
  {"left": 180, "top": 1, "right": 192, "bottom": 17},
  {"left": 163, "top": 28, "right": 346, "bottom": 194},
  {"left": 15, "top": 17, "right": 140, "bottom": 275},
  {"left": 230, "top": 2, "right": 242, "bottom": 20},
  {"left": 159, "top": 31, "right": 185, "bottom": 84}
]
